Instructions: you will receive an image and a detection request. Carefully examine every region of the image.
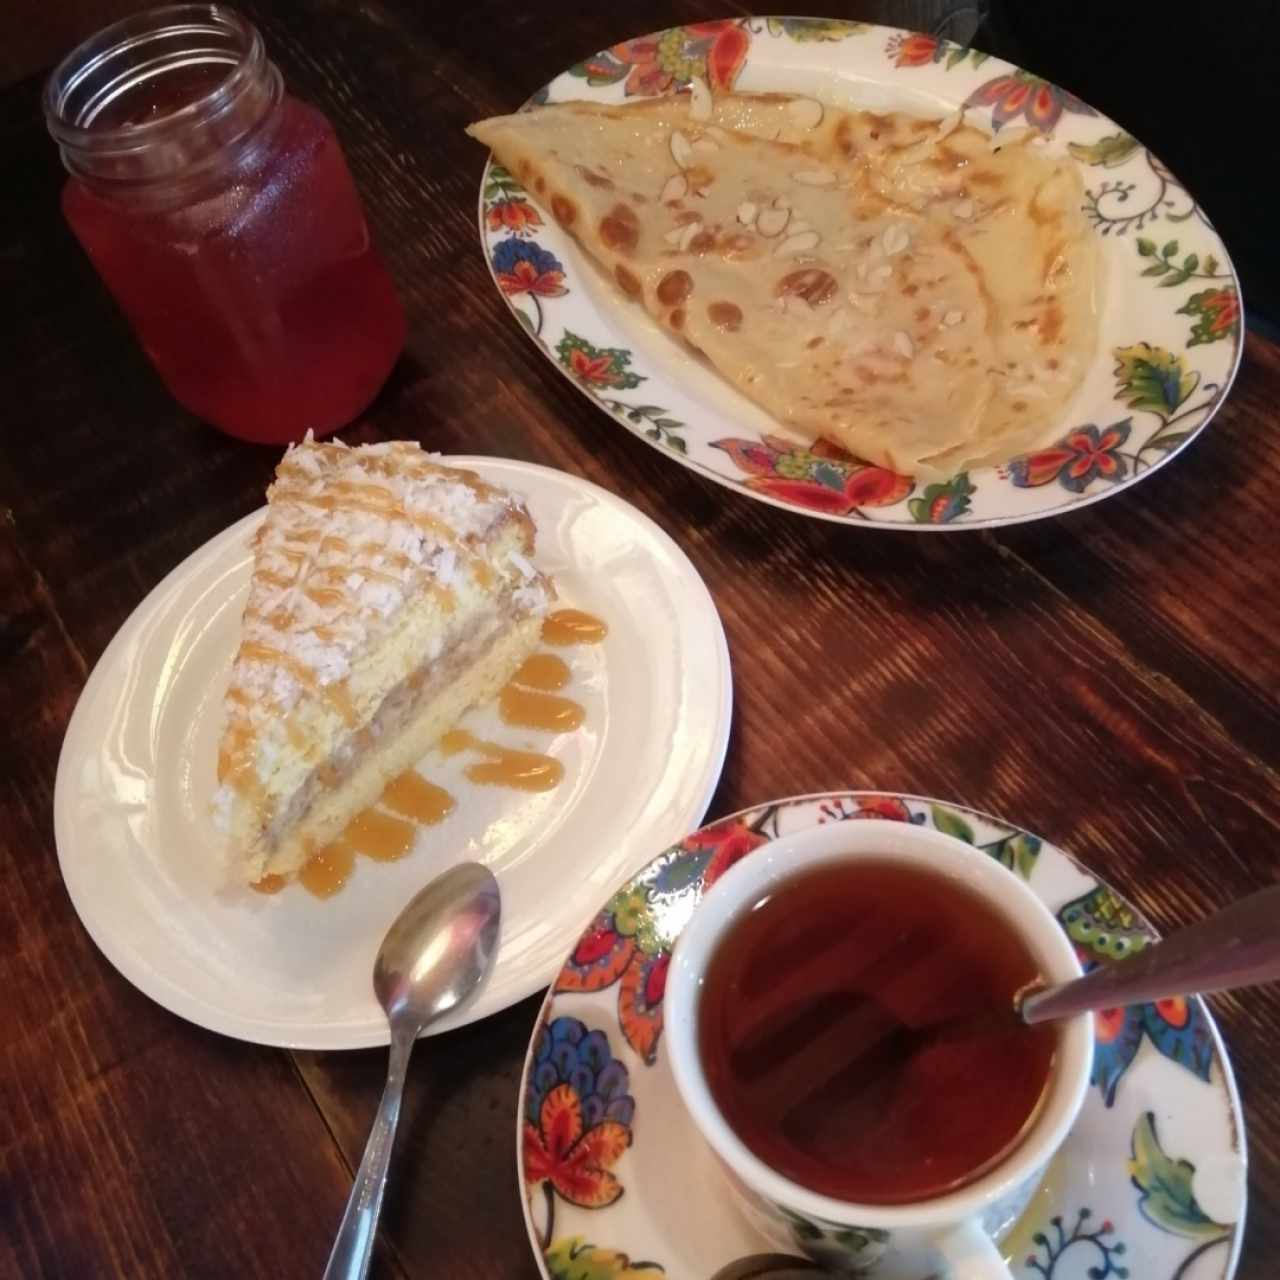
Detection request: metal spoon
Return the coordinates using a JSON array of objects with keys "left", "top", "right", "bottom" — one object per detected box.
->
[
  {"left": 744, "top": 883, "right": 1280, "bottom": 1131},
  {"left": 322, "top": 862, "right": 502, "bottom": 1280},
  {"left": 1020, "top": 881, "right": 1280, "bottom": 1022}
]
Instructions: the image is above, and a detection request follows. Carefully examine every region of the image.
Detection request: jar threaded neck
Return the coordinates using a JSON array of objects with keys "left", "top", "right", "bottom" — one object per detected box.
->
[{"left": 44, "top": 3, "right": 280, "bottom": 186}]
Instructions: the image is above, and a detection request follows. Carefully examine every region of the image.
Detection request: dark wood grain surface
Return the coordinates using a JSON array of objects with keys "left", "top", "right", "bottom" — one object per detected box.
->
[{"left": 2, "top": 3, "right": 1277, "bottom": 1278}]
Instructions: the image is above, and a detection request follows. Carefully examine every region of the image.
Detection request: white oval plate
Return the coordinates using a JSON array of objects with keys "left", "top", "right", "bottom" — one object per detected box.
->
[
  {"left": 54, "top": 457, "right": 732, "bottom": 1049},
  {"left": 476, "top": 17, "right": 1243, "bottom": 529}
]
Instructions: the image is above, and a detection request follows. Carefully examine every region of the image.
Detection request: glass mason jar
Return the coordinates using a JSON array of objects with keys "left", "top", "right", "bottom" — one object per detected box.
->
[{"left": 44, "top": 5, "right": 406, "bottom": 445}]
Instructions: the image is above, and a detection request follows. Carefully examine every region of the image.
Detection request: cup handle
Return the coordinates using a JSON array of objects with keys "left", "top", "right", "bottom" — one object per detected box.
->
[{"left": 930, "top": 1217, "right": 1011, "bottom": 1279}]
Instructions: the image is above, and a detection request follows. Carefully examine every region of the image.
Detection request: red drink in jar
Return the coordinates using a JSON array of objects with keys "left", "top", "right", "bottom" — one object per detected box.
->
[{"left": 45, "top": 5, "right": 406, "bottom": 444}]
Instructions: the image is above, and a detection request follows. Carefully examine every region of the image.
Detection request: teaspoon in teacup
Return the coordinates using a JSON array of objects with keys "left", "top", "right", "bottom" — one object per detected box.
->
[{"left": 816, "top": 881, "right": 1280, "bottom": 1105}]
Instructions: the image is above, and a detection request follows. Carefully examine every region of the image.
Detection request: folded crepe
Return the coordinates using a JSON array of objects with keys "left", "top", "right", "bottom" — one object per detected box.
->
[{"left": 469, "top": 91, "right": 1099, "bottom": 477}]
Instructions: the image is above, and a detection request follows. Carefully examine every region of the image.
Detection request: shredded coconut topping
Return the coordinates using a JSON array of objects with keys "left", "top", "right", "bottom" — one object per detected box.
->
[{"left": 225, "top": 438, "right": 528, "bottom": 723}]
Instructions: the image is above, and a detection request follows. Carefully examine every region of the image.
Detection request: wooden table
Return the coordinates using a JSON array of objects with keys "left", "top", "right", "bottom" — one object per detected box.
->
[{"left": 2, "top": 2, "right": 1277, "bottom": 1276}]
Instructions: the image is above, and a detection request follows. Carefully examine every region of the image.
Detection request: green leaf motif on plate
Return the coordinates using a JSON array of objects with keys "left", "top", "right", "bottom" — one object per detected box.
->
[
  {"left": 483, "top": 164, "right": 525, "bottom": 200},
  {"left": 930, "top": 805, "right": 975, "bottom": 844},
  {"left": 990, "top": 832, "right": 1042, "bottom": 879},
  {"left": 1068, "top": 131, "right": 1139, "bottom": 168},
  {"left": 908, "top": 473, "right": 975, "bottom": 524},
  {"left": 606, "top": 884, "right": 663, "bottom": 955},
  {"left": 566, "top": 51, "right": 631, "bottom": 88},
  {"left": 766, "top": 17, "right": 867, "bottom": 41},
  {"left": 556, "top": 332, "right": 646, "bottom": 391},
  {"left": 1112, "top": 344, "right": 1199, "bottom": 417},
  {"left": 1129, "top": 1112, "right": 1234, "bottom": 1242},
  {"left": 1133, "top": 237, "right": 1228, "bottom": 289},
  {"left": 1143, "top": 430, "right": 1193, "bottom": 453},
  {"left": 545, "top": 1236, "right": 665, "bottom": 1280},
  {"left": 599, "top": 398, "right": 687, "bottom": 452},
  {"left": 1179, "top": 286, "right": 1242, "bottom": 347}
]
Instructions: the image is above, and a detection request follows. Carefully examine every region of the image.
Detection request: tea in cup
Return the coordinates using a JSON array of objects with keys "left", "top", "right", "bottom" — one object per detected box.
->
[{"left": 666, "top": 819, "right": 1094, "bottom": 1277}]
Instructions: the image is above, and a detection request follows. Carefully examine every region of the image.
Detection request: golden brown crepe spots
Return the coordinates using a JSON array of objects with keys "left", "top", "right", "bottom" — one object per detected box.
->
[
  {"left": 599, "top": 203, "right": 639, "bottom": 253},
  {"left": 614, "top": 264, "right": 643, "bottom": 299},
  {"left": 575, "top": 164, "right": 615, "bottom": 190},
  {"left": 468, "top": 90, "right": 1100, "bottom": 476},
  {"left": 657, "top": 269, "right": 694, "bottom": 306},
  {"left": 777, "top": 268, "right": 839, "bottom": 306},
  {"left": 708, "top": 301, "right": 744, "bottom": 332},
  {"left": 551, "top": 194, "right": 576, "bottom": 227}
]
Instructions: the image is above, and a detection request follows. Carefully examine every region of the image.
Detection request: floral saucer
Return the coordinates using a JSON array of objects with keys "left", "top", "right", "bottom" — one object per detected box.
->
[
  {"left": 476, "top": 19, "right": 1242, "bottom": 529},
  {"left": 517, "top": 793, "right": 1246, "bottom": 1279}
]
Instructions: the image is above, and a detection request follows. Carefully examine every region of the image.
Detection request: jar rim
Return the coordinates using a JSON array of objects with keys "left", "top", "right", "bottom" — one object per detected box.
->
[{"left": 44, "top": 4, "right": 265, "bottom": 161}]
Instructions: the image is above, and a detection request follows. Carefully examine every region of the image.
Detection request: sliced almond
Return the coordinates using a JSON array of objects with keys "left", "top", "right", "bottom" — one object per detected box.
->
[
  {"left": 736, "top": 201, "right": 759, "bottom": 226},
  {"left": 773, "top": 195, "right": 791, "bottom": 211},
  {"left": 943, "top": 309, "right": 965, "bottom": 327},
  {"left": 881, "top": 224, "right": 910, "bottom": 256},
  {"left": 660, "top": 173, "right": 689, "bottom": 205},
  {"left": 774, "top": 229, "right": 820, "bottom": 258},
  {"left": 991, "top": 126, "right": 1035, "bottom": 152},
  {"left": 793, "top": 167, "right": 837, "bottom": 187},
  {"left": 896, "top": 138, "right": 935, "bottom": 167},
  {"left": 688, "top": 77, "right": 713, "bottom": 123},
  {"left": 785, "top": 97, "right": 824, "bottom": 131},
  {"left": 953, "top": 199, "right": 975, "bottom": 220},
  {"left": 692, "top": 136, "right": 720, "bottom": 155},
  {"left": 893, "top": 331, "right": 915, "bottom": 359},
  {"left": 670, "top": 130, "right": 695, "bottom": 170},
  {"left": 756, "top": 206, "right": 791, "bottom": 238},
  {"left": 676, "top": 220, "right": 703, "bottom": 252},
  {"left": 662, "top": 226, "right": 686, "bottom": 246},
  {"left": 869, "top": 262, "right": 894, "bottom": 286},
  {"left": 935, "top": 109, "right": 963, "bottom": 142}
]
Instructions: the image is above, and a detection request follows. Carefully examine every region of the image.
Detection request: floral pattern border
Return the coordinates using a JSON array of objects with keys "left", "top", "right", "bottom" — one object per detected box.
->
[
  {"left": 477, "top": 18, "right": 1242, "bottom": 530},
  {"left": 517, "top": 791, "right": 1245, "bottom": 1280}
]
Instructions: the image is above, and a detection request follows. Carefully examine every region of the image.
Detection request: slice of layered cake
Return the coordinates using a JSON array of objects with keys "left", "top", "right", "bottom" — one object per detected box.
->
[{"left": 213, "top": 437, "right": 553, "bottom": 884}]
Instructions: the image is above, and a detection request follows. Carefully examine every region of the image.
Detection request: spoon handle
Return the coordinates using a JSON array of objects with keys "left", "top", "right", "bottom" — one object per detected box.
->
[
  {"left": 1023, "top": 883, "right": 1280, "bottom": 1024},
  {"left": 323, "top": 1024, "right": 418, "bottom": 1280}
]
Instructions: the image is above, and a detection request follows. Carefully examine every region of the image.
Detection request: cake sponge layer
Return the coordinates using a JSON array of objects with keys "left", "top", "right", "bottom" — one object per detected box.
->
[{"left": 249, "top": 613, "right": 542, "bottom": 881}]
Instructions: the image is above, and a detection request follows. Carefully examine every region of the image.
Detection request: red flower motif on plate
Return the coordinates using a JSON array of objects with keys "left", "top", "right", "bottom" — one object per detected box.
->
[
  {"left": 524, "top": 1086, "right": 630, "bottom": 1209},
  {"left": 966, "top": 71, "right": 1096, "bottom": 133},
  {"left": 486, "top": 198, "right": 543, "bottom": 236},
  {"left": 712, "top": 433, "right": 912, "bottom": 517},
  {"left": 683, "top": 816, "right": 770, "bottom": 890},
  {"left": 890, "top": 32, "right": 940, "bottom": 66},
  {"left": 569, "top": 22, "right": 750, "bottom": 96}
]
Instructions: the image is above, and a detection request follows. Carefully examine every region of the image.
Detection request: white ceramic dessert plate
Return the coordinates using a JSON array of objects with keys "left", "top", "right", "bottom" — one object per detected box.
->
[{"left": 54, "top": 457, "right": 732, "bottom": 1049}]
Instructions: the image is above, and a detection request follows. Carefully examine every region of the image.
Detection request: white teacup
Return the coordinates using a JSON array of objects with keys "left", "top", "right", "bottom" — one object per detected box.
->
[{"left": 666, "top": 818, "right": 1093, "bottom": 1278}]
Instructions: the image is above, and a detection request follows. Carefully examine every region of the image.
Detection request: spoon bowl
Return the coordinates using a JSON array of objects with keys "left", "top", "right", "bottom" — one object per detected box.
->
[{"left": 373, "top": 862, "right": 502, "bottom": 1028}]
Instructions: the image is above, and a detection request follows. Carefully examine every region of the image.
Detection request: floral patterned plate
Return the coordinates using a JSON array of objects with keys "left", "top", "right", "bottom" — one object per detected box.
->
[
  {"left": 476, "top": 18, "right": 1243, "bottom": 529},
  {"left": 517, "top": 793, "right": 1247, "bottom": 1279}
]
